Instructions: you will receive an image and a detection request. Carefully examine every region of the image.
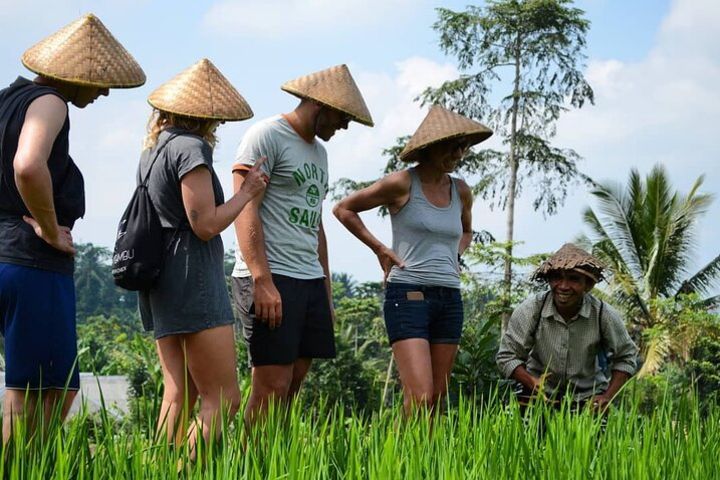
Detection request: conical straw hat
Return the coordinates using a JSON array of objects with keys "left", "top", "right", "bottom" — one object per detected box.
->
[
  {"left": 400, "top": 105, "right": 493, "bottom": 161},
  {"left": 22, "top": 13, "right": 145, "bottom": 89},
  {"left": 281, "top": 64, "right": 373, "bottom": 127},
  {"left": 148, "top": 59, "right": 253, "bottom": 122},
  {"left": 532, "top": 243, "right": 606, "bottom": 282}
]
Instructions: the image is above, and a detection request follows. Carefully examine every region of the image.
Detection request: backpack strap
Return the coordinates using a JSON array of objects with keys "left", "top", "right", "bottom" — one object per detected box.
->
[
  {"left": 532, "top": 290, "right": 552, "bottom": 338},
  {"left": 140, "top": 133, "right": 177, "bottom": 187}
]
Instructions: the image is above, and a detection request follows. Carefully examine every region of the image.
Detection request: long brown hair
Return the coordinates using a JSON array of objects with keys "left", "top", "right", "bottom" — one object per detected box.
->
[{"left": 144, "top": 110, "right": 219, "bottom": 150}]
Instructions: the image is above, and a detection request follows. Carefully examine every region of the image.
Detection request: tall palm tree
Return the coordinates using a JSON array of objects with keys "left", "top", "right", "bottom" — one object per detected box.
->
[{"left": 581, "top": 165, "right": 720, "bottom": 374}]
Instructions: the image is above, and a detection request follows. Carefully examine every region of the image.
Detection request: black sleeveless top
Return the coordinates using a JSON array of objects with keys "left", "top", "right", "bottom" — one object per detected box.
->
[{"left": 0, "top": 77, "right": 85, "bottom": 275}]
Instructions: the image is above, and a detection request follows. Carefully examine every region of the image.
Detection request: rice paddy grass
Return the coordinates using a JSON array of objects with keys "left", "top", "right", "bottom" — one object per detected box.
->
[{"left": 2, "top": 392, "right": 718, "bottom": 479}]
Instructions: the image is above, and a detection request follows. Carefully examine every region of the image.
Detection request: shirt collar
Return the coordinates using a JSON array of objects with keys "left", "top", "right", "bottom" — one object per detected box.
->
[{"left": 541, "top": 291, "right": 592, "bottom": 322}]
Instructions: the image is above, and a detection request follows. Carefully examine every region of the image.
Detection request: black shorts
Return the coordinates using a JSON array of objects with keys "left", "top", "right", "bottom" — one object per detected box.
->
[{"left": 231, "top": 274, "right": 336, "bottom": 366}]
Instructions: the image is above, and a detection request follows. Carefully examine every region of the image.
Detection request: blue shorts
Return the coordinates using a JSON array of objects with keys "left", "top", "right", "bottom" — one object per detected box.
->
[
  {"left": 383, "top": 282, "right": 464, "bottom": 345},
  {"left": 0, "top": 262, "right": 79, "bottom": 390}
]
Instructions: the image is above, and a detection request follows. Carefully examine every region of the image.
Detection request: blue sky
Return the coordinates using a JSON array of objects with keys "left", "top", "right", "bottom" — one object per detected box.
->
[{"left": 1, "top": 0, "right": 717, "bottom": 288}]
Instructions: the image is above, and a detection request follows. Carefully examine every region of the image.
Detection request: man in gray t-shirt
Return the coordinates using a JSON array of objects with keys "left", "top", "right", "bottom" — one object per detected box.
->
[{"left": 231, "top": 65, "right": 373, "bottom": 424}]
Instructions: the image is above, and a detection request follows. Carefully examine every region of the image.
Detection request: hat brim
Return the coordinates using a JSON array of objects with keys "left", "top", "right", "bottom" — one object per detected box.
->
[
  {"left": 147, "top": 100, "right": 253, "bottom": 122},
  {"left": 281, "top": 86, "right": 374, "bottom": 127},
  {"left": 400, "top": 130, "right": 493, "bottom": 162},
  {"left": 23, "top": 60, "right": 145, "bottom": 89},
  {"left": 532, "top": 267, "right": 604, "bottom": 283}
]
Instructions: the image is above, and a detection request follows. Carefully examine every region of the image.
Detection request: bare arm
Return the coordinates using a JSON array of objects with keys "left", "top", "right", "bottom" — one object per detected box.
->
[
  {"left": 457, "top": 179, "right": 473, "bottom": 256},
  {"left": 181, "top": 157, "right": 267, "bottom": 242},
  {"left": 13, "top": 94, "right": 74, "bottom": 255},
  {"left": 510, "top": 365, "right": 544, "bottom": 393},
  {"left": 592, "top": 370, "right": 631, "bottom": 411},
  {"left": 332, "top": 171, "right": 410, "bottom": 280},
  {"left": 233, "top": 169, "right": 282, "bottom": 328}
]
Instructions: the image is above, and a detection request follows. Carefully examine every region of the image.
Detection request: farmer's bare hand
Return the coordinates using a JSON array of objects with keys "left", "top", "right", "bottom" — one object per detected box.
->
[
  {"left": 527, "top": 374, "right": 550, "bottom": 402},
  {"left": 591, "top": 394, "right": 612, "bottom": 413},
  {"left": 23, "top": 216, "right": 75, "bottom": 255},
  {"left": 254, "top": 276, "right": 282, "bottom": 328}
]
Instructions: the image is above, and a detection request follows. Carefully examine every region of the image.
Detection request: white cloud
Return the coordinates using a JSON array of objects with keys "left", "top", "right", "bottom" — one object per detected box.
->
[
  {"left": 516, "top": 0, "right": 720, "bottom": 275},
  {"left": 203, "top": 0, "right": 416, "bottom": 38},
  {"left": 558, "top": 0, "right": 719, "bottom": 150}
]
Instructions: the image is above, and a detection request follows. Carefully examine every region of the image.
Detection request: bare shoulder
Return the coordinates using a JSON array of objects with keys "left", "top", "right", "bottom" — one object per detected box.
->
[
  {"left": 26, "top": 93, "right": 67, "bottom": 125},
  {"left": 379, "top": 170, "right": 412, "bottom": 195},
  {"left": 28, "top": 93, "right": 67, "bottom": 114},
  {"left": 454, "top": 177, "right": 473, "bottom": 203}
]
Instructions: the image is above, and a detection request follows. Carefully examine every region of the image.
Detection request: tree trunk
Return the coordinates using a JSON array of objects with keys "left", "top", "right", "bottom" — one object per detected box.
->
[{"left": 502, "top": 39, "right": 522, "bottom": 331}]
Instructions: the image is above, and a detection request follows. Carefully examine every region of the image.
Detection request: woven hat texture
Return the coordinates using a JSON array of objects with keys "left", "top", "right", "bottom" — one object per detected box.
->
[
  {"left": 400, "top": 105, "right": 492, "bottom": 161},
  {"left": 148, "top": 58, "right": 253, "bottom": 122},
  {"left": 22, "top": 13, "right": 145, "bottom": 89},
  {"left": 533, "top": 243, "right": 606, "bottom": 282},
  {"left": 281, "top": 64, "right": 373, "bottom": 127}
]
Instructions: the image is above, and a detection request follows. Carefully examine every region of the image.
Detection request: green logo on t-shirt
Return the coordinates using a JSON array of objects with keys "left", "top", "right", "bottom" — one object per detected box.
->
[{"left": 306, "top": 184, "right": 320, "bottom": 207}]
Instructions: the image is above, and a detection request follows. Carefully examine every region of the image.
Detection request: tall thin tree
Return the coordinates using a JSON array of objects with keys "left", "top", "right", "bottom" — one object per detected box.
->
[{"left": 422, "top": 0, "right": 595, "bottom": 325}]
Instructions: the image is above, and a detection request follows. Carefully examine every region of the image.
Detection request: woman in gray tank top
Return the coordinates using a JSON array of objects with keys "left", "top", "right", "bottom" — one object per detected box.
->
[{"left": 334, "top": 106, "right": 492, "bottom": 415}]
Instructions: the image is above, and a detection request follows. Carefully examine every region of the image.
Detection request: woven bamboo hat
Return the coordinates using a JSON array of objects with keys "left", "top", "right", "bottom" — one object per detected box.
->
[
  {"left": 22, "top": 13, "right": 145, "bottom": 89},
  {"left": 533, "top": 243, "right": 606, "bottom": 283},
  {"left": 400, "top": 105, "right": 493, "bottom": 161},
  {"left": 148, "top": 59, "right": 253, "bottom": 122},
  {"left": 281, "top": 64, "right": 373, "bottom": 127}
]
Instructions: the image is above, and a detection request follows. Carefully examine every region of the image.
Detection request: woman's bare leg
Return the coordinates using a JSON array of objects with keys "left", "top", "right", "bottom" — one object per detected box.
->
[
  {"left": 156, "top": 336, "right": 199, "bottom": 444},
  {"left": 392, "top": 338, "right": 434, "bottom": 416}
]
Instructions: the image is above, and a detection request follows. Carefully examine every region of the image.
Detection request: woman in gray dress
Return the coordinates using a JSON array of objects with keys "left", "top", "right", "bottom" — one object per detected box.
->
[
  {"left": 334, "top": 106, "right": 492, "bottom": 416},
  {"left": 138, "top": 59, "right": 267, "bottom": 453}
]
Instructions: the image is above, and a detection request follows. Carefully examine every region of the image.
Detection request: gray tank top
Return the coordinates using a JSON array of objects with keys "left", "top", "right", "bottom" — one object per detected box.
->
[{"left": 386, "top": 167, "right": 463, "bottom": 288}]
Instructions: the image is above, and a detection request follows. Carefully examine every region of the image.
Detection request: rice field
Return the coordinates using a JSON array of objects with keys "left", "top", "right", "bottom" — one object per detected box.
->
[{"left": 2, "top": 393, "right": 718, "bottom": 479}]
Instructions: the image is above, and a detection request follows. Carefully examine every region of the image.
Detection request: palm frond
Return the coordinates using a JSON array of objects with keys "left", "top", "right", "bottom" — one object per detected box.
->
[
  {"left": 638, "top": 330, "right": 671, "bottom": 377},
  {"left": 678, "top": 254, "right": 720, "bottom": 297},
  {"left": 589, "top": 181, "right": 644, "bottom": 280},
  {"left": 699, "top": 294, "right": 720, "bottom": 310}
]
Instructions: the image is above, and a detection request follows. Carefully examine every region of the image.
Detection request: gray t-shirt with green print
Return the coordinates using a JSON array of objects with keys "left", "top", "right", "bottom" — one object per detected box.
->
[{"left": 232, "top": 115, "right": 328, "bottom": 280}]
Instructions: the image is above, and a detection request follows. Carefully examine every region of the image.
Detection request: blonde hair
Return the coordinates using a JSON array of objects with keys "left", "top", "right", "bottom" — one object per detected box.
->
[{"left": 143, "top": 110, "right": 219, "bottom": 150}]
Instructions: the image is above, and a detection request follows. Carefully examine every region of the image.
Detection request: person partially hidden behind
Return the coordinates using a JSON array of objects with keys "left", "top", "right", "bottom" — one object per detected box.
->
[{"left": 496, "top": 243, "right": 638, "bottom": 411}]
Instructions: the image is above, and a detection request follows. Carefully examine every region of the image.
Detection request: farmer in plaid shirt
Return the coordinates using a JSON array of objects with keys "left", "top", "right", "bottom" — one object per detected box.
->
[{"left": 497, "top": 244, "right": 638, "bottom": 410}]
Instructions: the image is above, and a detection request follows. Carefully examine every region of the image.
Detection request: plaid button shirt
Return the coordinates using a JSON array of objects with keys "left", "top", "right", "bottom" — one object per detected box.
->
[{"left": 496, "top": 291, "right": 638, "bottom": 400}]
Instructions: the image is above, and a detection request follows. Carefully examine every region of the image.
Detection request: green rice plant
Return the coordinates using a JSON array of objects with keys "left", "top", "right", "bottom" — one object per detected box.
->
[{"left": 1, "top": 387, "right": 719, "bottom": 479}]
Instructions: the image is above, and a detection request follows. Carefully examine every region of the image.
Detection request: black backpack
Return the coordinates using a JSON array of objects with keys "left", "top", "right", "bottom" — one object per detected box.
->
[{"left": 112, "top": 136, "right": 175, "bottom": 291}]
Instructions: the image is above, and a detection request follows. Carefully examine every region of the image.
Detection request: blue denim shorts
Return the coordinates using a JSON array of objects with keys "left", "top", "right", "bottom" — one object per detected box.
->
[{"left": 383, "top": 282, "right": 464, "bottom": 345}]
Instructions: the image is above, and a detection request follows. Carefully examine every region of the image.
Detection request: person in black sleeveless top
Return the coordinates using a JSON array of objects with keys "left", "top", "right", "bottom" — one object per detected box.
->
[{"left": 0, "top": 14, "right": 144, "bottom": 443}]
